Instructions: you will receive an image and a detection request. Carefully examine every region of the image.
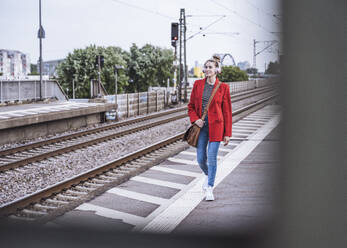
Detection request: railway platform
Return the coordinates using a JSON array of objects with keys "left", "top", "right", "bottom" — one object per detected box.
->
[
  {"left": 46, "top": 105, "right": 281, "bottom": 234},
  {"left": 0, "top": 101, "right": 115, "bottom": 145}
]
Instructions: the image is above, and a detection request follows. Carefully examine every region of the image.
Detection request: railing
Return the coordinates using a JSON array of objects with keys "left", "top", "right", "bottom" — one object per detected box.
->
[
  {"left": 107, "top": 78, "right": 278, "bottom": 119},
  {"left": 0, "top": 80, "right": 68, "bottom": 103}
]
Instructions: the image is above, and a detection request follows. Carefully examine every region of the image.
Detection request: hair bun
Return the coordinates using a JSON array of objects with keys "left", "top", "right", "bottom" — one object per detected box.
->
[{"left": 212, "top": 54, "right": 221, "bottom": 63}]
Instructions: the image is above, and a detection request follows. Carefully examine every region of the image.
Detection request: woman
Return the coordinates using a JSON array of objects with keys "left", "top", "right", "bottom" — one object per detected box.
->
[{"left": 188, "top": 55, "right": 232, "bottom": 201}]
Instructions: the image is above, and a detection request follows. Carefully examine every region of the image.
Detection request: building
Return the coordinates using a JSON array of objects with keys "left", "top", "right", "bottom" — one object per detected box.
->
[
  {"left": 237, "top": 61, "right": 251, "bottom": 71},
  {"left": 0, "top": 49, "right": 31, "bottom": 78},
  {"left": 38, "top": 59, "right": 64, "bottom": 78},
  {"left": 193, "top": 67, "right": 204, "bottom": 78}
]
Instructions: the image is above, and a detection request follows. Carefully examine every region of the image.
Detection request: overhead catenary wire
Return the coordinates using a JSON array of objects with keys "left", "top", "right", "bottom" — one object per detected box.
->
[
  {"left": 186, "top": 15, "right": 226, "bottom": 41},
  {"left": 245, "top": 0, "right": 281, "bottom": 24},
  {"left": 209, "top": 0, "right": 279, "bottom": 39},
  {"left": 110, "top": 0, "right": 176, "bottom": 20}
]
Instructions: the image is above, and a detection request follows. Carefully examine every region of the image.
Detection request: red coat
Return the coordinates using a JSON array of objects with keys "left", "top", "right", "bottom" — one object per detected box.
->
[{"left": 188, "top": 77, "right": 232, "bottom": 142}]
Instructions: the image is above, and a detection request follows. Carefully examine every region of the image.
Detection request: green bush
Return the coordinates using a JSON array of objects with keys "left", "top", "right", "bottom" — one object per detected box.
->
[{"left": 219, "top": 66, "right": 248, "bottom": 82}]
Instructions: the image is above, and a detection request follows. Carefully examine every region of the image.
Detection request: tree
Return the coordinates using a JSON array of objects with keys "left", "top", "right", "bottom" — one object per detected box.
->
[
  {"left": 219, "top": 66, "right": 249, "bottom": 82},
  {"left": 56, "top": 45, "right": 128, "bottom": 98},
  {"left": 265, "top": 61, "right": 280, "bottom": 74},
  {"left": 29, "top": 64, "right": 39, "bottom": 75},
  {"left": 126, "top": 44, "right": 174, "bottom": 92}
]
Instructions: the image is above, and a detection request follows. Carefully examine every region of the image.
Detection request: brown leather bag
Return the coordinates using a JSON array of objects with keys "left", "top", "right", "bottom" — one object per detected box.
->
[{"left": 183, "top": 81, "right": 221, "bottom": 147}]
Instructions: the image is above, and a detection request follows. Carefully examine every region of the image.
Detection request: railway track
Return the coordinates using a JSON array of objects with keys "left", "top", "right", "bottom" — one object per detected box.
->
[
  {"left": 0, "top": 87, "right": 278, "bottom": 222},
  {"left": 0, "top": 85, "right": 277, "bottom": 173}
]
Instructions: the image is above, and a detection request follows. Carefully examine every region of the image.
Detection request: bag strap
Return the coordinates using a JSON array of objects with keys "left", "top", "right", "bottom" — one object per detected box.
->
[{"left": 201, "top": 80, "right": 221, "bottom": 121}]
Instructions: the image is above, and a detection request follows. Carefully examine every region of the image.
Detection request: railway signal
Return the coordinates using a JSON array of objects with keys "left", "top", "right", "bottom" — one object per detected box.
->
[{"left": 171, "top": 23, "right": 178, "bottom": 47}]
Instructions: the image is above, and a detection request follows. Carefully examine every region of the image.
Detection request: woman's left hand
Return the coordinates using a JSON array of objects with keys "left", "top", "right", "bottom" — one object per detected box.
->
[{"left": 223, "top": 136, "right": 230, "bottom": 146}]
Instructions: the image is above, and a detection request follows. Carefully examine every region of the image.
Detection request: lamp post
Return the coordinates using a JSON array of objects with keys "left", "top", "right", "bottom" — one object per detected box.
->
[{"left": 37, "top": 0, "right": 45, "bottom": 100}]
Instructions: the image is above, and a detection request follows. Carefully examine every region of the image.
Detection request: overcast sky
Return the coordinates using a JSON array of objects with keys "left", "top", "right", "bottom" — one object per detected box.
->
[{"left": 1, "top": 0, "right": 281, "bottom": 72}]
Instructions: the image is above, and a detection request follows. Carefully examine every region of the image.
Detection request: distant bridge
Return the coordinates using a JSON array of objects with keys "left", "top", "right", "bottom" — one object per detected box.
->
[{"left": 214, "top": 53, "right": 236, "bottom": 66}]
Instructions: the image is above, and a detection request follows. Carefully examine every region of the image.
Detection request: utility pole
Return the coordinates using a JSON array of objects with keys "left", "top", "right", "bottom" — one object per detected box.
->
[
  {"left": 253, "top": 39, "right": 257, "bottom": 68},
  {"left": 38, "top": 0, "right": 45, "bottom": 100},
  {"left": 178, "top": 9, "right": 184, "bottom": 103},
  {"left": 253, "top": 39, "right": 278, "bottom": 70},
  {"left": 183, "top": 9, "right": 188, "bottom": 102},
  {"left": 114, "top": 65, "right": 124, "bottom": 109},
  {"left": 171, "top": 22, "right": 178, "bottom": 100},
  {"left": 173, "top": 46, "right": 177, "bottom": 93},
  {"left": 97, "top": 55, "right": 101, "bottom": 97}
]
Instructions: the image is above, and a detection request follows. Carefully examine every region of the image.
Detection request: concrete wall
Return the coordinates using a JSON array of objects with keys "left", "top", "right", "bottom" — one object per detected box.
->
[
  {"left": 0, "top": 112, "right": 103, "bottom": 145},
  {"left": 0, "top": 80, "right": 68, "bottom": 102},
  {"left": 0, "top": 103, "right": 115, "bottom": 145}
]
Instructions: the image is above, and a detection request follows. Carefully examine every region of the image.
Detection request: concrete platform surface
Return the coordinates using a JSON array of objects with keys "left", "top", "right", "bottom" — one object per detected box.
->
[
  {"left": 0, "top": 101, "right": 115, "bottom": 130},
  {"left": 47, "top": 105, "right": 281, "bottom": 235}
]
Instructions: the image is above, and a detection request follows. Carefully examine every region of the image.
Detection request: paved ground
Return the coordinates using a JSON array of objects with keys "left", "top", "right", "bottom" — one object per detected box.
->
[
  {"left": 174, "top": 126, "right": 280, "bottom": 235},
  {"left": 0, "top": 101, "right": 108, "bottom": 119},
  {"left": 47, "top": 105, "right": 281, "bottom": 235}
]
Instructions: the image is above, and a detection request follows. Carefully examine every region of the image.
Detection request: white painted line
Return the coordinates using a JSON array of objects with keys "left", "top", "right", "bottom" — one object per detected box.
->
[
  {"left": 0, "top": 116, "right": 10, "bottom": 119},
  {"left": 238, "top": 120, "right": 265, "bottom": 124},
  {"left": 232, "top": 130, "right": 253, "bottom": 134},
  {"left": 0, "top": 103, "right": 101, "bottom": 116},
  {"left": 3, "top": 113, "right": 25, "bottom": 117},
  {"left": 131, "top": 177, "right": 202, "bottom": 232},
  {"left": 151, "top": 166, "right": 202, "bottom": 178},
  {"left": 140, "top": 113, "right": 280, "bottom": 233},
  {"left": 168, "top": 158, "right": 199, "bottom": 165},
  {"left": 218, "top": 147, "right": 233, "bottom": 152},
  {"left": 243, "top": 117, "right": 269, "bottom": 121},
  {"left": 234, "top": 122, "right": 261, "bottom": 126},
  {"left": 232, "top": 134, "right": 248, "bottom": 138},
  {"left": 131, "top": 176, "right": 186, "bottom": 190},
  {"left": 232, "top": 126, "right": 257, "bottom": 130},
  {"left": 180, "top": 151, "right": 196, "bottom": 156},
  {"left": 76, "top": 203, "right": 145, "bottom": 226},
  {"left": 18, "top": 111, "right": 39, "bottom": 115},
  {"left": 107, "top": 188, "right": 168, "bottom": 205},
  {"left": 180, "top": 151, "right": 224, "bottom": 159},
  {"left": 168, "top": 156, "right": 223, "bottom": 165},
  {"left": 230, "top": 137, "right": 246, "bottom": 141}
]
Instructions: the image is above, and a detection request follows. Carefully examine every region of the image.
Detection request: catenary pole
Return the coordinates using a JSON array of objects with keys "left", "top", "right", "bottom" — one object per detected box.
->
[
  {"left": 38, "top": 0, "right": 43, "bottom": 100},
  {"left": 178, "top": 9, "right": 184, "bottom": 103},
  {"left": 183, "top": 9, "right": 187, "bottom": 102}
]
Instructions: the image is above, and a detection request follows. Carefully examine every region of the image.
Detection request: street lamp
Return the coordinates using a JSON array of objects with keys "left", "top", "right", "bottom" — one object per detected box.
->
[{"left": 37, "top": 0, "right": 45, "bottom": 100}]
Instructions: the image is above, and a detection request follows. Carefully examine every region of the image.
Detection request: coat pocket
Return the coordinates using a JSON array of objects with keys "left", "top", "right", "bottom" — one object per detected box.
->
[{"left": 210, "top": 111, "right": 223, "bottom": 123}]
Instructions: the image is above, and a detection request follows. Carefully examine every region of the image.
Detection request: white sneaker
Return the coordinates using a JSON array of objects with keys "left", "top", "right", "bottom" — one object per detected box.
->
[
  {"left": 205, "top": 186, "right": 214, "bottom": 201},
  {"left": 202, "top": 176, "right": 208, "bottom": 191}
]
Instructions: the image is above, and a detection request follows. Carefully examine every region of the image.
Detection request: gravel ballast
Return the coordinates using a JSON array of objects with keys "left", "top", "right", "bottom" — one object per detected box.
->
[{"left": 0, "top": 118, "right": 190, "bottom": 205}]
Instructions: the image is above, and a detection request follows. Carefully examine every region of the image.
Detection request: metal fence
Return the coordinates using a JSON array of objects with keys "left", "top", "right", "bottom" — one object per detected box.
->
[
  {"left": 0, "top": 80, "right": 68, "bottom": 103},
  {"left": 113, "top": 78, "right": 278, "bottom": 119}
]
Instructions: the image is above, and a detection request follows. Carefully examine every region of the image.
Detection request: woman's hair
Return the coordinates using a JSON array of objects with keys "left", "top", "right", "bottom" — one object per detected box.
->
[{"left": 203, "top": 55, "right": 222, "bottom": 73}]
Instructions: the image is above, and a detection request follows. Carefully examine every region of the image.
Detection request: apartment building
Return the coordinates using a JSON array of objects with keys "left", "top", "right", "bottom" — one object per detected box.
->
[{"left": 0, "top": 49, "right": 31, "bottom": 78}]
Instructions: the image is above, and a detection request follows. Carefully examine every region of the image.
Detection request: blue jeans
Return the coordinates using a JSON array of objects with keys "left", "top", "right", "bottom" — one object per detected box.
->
[{"left": 196, "top": 120, "right": 220, "bottom": 187}]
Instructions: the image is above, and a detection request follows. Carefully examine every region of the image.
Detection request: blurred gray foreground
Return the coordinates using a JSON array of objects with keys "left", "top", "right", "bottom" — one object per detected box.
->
[{"left": 1, "top": 0, "right": 346, "bottom": 247}]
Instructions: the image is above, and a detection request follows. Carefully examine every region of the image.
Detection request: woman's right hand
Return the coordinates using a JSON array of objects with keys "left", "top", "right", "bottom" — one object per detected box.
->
[{"left": 194, "top": 119, "right": 204, "bottom": 128}]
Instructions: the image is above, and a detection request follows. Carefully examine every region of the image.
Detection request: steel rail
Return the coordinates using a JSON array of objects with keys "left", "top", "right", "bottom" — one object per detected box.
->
[
  {"left": 0, "top": 113, "right": 188, "bottom": 172},
  {"left": 0, "top": 107, "right": 187, "bottom": 157},
  {"left": 0, "top": 86, "right": 277, "bottom": 173},
  {"left": 0, "top": 86, "right": 276, "bottom": 160},
  {"left": 0, "top": 93, "right": 278, "bottom": 217}
]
